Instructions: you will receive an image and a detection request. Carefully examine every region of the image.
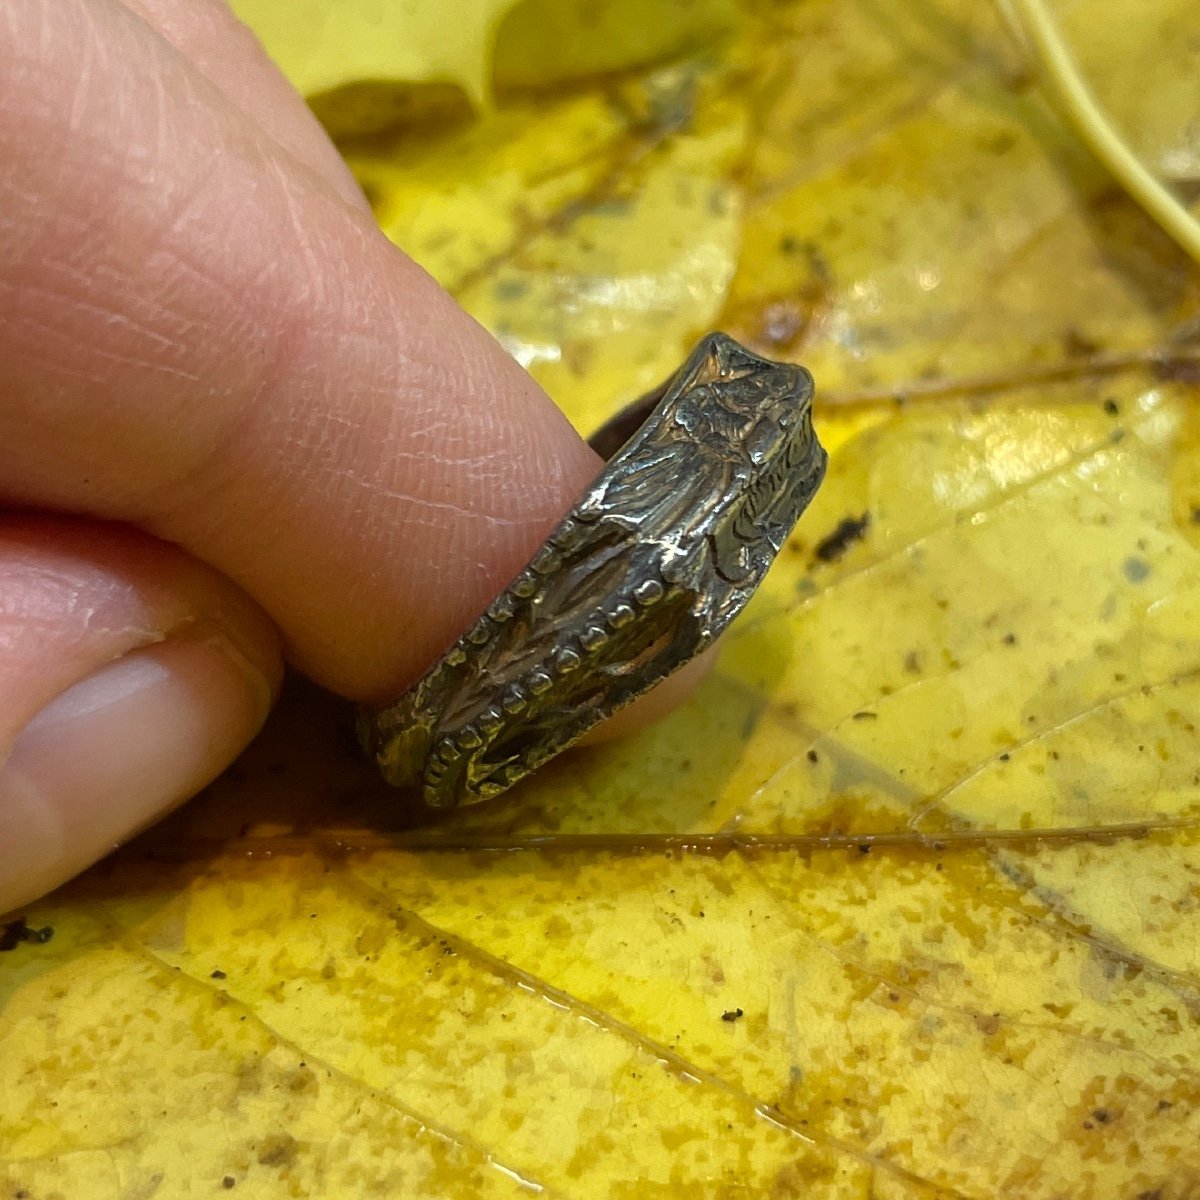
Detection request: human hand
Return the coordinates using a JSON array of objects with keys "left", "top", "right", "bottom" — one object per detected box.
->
[{"left": 0, "top": 0, "right": 704, "bottom": 913}]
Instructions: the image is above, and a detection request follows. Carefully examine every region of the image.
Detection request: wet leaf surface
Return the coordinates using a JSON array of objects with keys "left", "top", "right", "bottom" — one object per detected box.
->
[{"left": 4, "top": 1, "right": 1200, "bottom": 1196}]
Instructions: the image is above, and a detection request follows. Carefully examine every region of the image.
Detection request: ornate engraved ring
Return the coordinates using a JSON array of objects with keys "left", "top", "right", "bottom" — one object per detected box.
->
[{"left": 359, "top": 333, "right": 827, "bottom": 809}]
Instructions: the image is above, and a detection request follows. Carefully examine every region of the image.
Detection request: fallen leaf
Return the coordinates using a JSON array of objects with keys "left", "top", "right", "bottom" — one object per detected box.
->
[
  {"left": 228, "top": 0, "right": 525, "bottom": 128},
  {"left": 4, "top": 1, "right": 1200, "bottom": 1197}
]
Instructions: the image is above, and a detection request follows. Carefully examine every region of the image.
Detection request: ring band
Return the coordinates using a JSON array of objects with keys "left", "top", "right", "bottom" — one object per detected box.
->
[{"left": 359, "top": 333, "right": 827, "bottom": 809}]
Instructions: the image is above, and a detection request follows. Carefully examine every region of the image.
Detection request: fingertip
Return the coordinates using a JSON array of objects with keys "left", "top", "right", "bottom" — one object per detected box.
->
[
  {"left": 0, "top": 632, "right": 278, "bottom": 916},
  {"left": 0, "top": 515, "right": 283, "bottom": 914}
]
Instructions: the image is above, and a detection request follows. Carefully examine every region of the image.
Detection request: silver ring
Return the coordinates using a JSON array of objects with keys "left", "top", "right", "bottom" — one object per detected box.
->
[{"left": 359, "top": 333, "right": 827, "bottom": 808}]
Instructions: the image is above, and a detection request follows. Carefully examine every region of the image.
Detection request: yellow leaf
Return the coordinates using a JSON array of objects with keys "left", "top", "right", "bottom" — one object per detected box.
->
[
  {"left": 5, "top": 1, "right": 1200, "bottom": 1197},
  {"left": 349, "top": 57, "right": 749, "bottom": 426},
  {"left": 492, "top": 0, "right": 737, "bottom": 90},
  {"left": 227, "top": 0, "right": 524, "bottom": 124}
]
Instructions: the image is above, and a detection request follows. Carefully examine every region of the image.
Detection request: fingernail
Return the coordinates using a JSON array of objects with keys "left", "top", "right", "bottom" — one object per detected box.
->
[{"left": 0, "top": 635, "right": 275, "bottom": 913}]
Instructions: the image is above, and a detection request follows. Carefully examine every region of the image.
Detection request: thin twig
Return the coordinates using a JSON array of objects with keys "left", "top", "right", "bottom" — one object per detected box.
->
[{"left": 1007, "top": 0, "right": 1200, "bottom": 267}]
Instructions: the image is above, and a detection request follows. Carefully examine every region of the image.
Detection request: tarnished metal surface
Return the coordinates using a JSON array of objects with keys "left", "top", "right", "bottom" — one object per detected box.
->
[{"left": 360, "top": 333, "right": 827, "bottom": 808}]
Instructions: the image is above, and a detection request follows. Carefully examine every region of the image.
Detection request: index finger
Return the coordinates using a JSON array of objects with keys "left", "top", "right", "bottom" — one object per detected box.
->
[{"left": 0, "top": 0, "right": 602, "bottom": 701}]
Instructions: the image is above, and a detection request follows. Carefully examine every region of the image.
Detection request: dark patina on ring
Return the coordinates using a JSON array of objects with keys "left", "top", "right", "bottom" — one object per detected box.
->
[{"left": 359, "top": 333, "right": 827, "bottom": 809}]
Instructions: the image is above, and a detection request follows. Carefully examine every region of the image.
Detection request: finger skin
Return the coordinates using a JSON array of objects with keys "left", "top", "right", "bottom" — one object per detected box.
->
[
  {"left": 0, "top": 0, "right": 602, "bottom": 701},
  {"left": 0, "top": 0, "right": 710, "bottom": 910},
  {"left": 0, "top": 516, "right": 278, "bottom": 738},
  {"left": 0, "top": 515, "right": 282, "bottom": 914},
  {"left": 114, "top": 0, "right": 370, "bottom": 211}
]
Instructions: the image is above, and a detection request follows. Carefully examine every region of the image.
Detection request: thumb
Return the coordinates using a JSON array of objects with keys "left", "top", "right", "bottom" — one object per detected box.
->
[{"left": 0, "top": 516, "right": 281, "bottom": 914}]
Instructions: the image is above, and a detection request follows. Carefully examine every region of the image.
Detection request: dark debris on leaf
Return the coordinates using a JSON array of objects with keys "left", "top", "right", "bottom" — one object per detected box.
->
[
  {"left": 0, "top": 917, "right": 54, "bottom": 952},
  {"left": 814, "top": 513, "right": 870, "bottom": 563}
]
